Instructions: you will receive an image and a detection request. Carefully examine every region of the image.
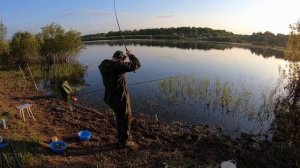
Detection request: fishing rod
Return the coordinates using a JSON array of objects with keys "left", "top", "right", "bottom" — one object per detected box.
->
[
  {"left": 79, "top": 75, "right": 178, "bottom": 95},
  {"left": 96, "top": 0, "right": 128, "bottom": 66},
  {"left": 113, "top": 0, "right": 128, "bottom": 51}
]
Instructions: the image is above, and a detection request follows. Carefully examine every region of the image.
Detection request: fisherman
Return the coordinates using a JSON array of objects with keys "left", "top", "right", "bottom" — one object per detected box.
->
[{"left": 99, "top": 50, "right": 141, "bottom": 148}]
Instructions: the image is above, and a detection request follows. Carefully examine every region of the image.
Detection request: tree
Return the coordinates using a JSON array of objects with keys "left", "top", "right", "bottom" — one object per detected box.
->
[
  {"left": 37, "top": 23, "right": 82, "bottom": 63},
  {"left": 0, "top": 39, "right": 10, "bottom": 64},
  {"left": 274, "top": 21, "right": 300, "bottom": 144},
  {"left": 0, "top": 20, "right": 10, "bottom": 65},
  {"left": 274, "top": 33, "right": 289, "bottom": 47},
  {"left": 10, "top": 31, "right": 40, "bottom": 64},
  {"left": 0, "top": 39, "right": 9, "bottom": 55},
  {"left": 285, "top": 21, "right": 300, "bottom": 62},
  {"left": 61, "top": 30, "right": 82, "bottom": 61},
  {"left": 281, "top": 21, "right": 300, "bottom": 106},
  {"left": 0, "top": 20, "right": 7, "bottom": 40}
]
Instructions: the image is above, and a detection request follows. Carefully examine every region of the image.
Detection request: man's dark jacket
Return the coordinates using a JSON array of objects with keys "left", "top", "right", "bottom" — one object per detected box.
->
[{"left": 99, "top": 54, "right": 141, "bottom": 111}]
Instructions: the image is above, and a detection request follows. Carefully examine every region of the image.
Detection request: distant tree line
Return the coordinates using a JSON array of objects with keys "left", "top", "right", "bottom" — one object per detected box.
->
[
  {"left": 0, "top": 22, "right": 82, "bottom": 66},
  {"left": 81, "top": 27, "right": 289, "bottom": 47}
]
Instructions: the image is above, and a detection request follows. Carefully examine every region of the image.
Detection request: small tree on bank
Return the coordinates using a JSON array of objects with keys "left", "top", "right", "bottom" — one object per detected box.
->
[
  {"left": 0, "top": 20, "right": 7, "bottom": 40},
  {"left": 1, "top": 23, "right": 82, "bottom": 65},
  {"left": 275, "top": 21, "right": 300, "bottom": 143},
  {"left": 37, "top": 23, "right": 82, "bottom": 64},
  {"left": 283, "top": 21, "right": 300, "bottom": 104},
  {"left": 285, "top": 21, "right": 300, "bottom": 61},
  {"left": 0, "top": 20, "right": 9, "bottom": 65},
  {"left": 10, "top": 31, "right": 40, "bottom": 64},
  {"left": 0, "top": 39, "right": 10, "bottom": 65}
]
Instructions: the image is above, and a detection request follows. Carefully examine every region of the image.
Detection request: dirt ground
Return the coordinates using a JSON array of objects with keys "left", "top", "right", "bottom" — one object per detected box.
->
[{"left": 1, "top": 74, "right": 300, "bottom": 167}]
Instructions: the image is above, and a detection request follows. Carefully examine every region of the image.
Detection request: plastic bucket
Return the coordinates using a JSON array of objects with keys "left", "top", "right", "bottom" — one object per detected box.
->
[{"left": 78, "top": 130, "right": 92, "bottom": 141}]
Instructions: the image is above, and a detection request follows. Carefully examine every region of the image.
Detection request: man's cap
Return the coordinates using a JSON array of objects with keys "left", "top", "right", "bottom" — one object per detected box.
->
[{"left": 113, "top": 51, "right": 126, "bottom": 59}]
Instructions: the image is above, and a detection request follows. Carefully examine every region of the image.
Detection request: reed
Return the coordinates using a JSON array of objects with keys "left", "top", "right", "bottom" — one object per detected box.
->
[{"left": 157, "top": 73, "right": 283, "bottom": 121}]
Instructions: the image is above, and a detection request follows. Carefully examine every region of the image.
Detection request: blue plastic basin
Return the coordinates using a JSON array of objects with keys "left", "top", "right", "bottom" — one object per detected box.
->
[
  {"left": 0, "top": 142, "right": 8, "bottom": 149},
  {"left": 78, "top": 130, "right": 92, "bottom": 141},
  {"left": 49, "top": 141, "right": 67, "bottom": 154}
]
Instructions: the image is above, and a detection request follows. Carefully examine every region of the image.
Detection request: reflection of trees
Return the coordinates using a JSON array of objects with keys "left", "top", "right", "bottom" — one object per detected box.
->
[
  {"left": 86, "top": 40, "right": 283, "bottom": 58},
  {"left": 30, "top": 62, "right": 86, "bottom": 91},
  {"left": 249, "top": 47, "right": 283, "bottom": 58},
  {"left": 274, "top": 21, "right": 300, "bottom": 143},
  {"left": 131, "top": 40, "right": 231, "bottom": 51}
]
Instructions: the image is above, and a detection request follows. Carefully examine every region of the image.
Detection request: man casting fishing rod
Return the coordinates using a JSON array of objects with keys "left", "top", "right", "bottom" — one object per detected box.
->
[{"left": 99, "top": 50, "right": 141, "bottom": 148}]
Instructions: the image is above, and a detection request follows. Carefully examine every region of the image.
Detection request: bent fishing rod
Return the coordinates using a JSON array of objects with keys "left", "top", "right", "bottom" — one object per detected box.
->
[
  {"left": 114, "top": 0, "right": 128, "bottom": 51},
  {"left": 79, "top": 75, "right": 178, "bottom": 95}
]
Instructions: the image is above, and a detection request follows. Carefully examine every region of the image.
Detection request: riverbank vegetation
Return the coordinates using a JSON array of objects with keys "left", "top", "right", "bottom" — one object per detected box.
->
[
  {"left": 82, "top": 27, "right": 288, "bottom": 48},
  {"left": 158, "top": 74, "right": 279, "bottom": 117},
  {"left": 274, "top": 21, "right": 300, "bottom": 144},
  {"left": 0, "top": 22, "right": 82, "bottom": 65}
]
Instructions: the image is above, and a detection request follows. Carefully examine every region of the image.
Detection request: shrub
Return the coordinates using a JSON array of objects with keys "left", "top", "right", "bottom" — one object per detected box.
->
[
  {"left": 0, "top": 39, "right": 10, "bottom": 64},
  {"left": 37, "top": 23, "right": 82, "bottom": 63},
  {"left": 10, "top": 32, "right": 40, "bottom": 64}
]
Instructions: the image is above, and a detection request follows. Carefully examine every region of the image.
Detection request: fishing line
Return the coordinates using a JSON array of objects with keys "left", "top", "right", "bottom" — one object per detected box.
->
[
  {"left": 79, "top": 75, "right": 178, "bottom": 95},
  {"left": 113, "top": 0, "right": 128, "bottom": 51}
]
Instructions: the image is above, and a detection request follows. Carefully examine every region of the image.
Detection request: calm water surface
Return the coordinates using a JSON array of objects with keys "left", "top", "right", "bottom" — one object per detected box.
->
[{"left": 75, "top": 40, "right": 289, "bottom": 137}]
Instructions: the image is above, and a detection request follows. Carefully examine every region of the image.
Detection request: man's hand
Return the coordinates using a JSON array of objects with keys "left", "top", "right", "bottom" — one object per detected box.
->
[{"left": 126, "top": 50, "right": 134, "bottom": 56}]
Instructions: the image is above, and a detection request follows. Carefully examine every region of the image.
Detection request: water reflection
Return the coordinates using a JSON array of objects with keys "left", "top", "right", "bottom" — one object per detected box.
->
[
  {"left": 85, "top": 40, "right": 284, "bottom": 58},
  {"left": 76, "top": 40, "right": 289, "bottom": 137}
]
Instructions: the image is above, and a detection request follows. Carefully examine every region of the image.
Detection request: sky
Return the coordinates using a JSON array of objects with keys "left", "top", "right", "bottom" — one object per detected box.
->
[{"left": 0, "top": 0, "right": 299, "bottom": 37}]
